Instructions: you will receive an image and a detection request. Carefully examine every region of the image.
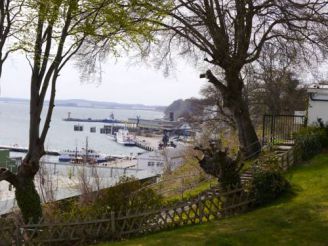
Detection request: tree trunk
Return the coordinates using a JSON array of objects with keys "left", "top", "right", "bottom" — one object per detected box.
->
[
  {"left": 231, "top": 96, "right": 261, "bottom": 158},
  {"left": 15, "top": 152, "right": 43, "bottom": 223},
  {"left": 15, "top": 175, "right": 42, "bottom": 224},
  {"left": 224, "top": 72, "right": 261, "bottom": 158},
  {"left": 202, "top": 69, "right": 261, "bottom": 157}
]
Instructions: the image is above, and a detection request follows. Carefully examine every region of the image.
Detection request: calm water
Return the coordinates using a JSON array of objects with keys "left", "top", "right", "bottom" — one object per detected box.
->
[{"left": 0, "top": 102, "right": 163, "bottom": 156}]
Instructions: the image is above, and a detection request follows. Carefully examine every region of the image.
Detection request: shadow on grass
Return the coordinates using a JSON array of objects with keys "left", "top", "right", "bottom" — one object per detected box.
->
[{"left": 102, "top": 154, "right": 328, "bottom": 246}]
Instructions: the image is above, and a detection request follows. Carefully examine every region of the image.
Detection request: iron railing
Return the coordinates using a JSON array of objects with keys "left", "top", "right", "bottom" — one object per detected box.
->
[{"left": 262, "top": 114, "right": 306, "bottom": 145}]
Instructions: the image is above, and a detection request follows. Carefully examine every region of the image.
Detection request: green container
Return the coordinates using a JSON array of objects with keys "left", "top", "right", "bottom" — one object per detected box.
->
[
  {"left": 0, "top": 149, "right": 9, "bottom": 163},
  {"left": 0, "top": 149, "right": 18, "bottom": 173}
]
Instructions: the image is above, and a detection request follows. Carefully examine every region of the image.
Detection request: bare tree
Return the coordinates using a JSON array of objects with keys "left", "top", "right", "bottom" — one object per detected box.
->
[
  {"left": 151, "top": 0, "right": 328, "bottom": 156},
  {"left": 200, "top": 84, "right": 236, "bottom": 129},
  {"left": 246, "top": 44, "right": 307, "bottom": 117}
]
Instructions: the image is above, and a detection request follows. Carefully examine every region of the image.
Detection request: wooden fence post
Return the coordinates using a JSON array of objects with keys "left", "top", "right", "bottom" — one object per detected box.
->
[
  {"left": 14, "top": 223, "right": 22, "bottom": 246},
  {"left": 110, "top": 211, "right": 116, "bottom": 236},
  {"left": 198, "top": 196, "right": 205, "bottom": 223},
  {"left": 181, "top": 178, "right": 184, "bottom": 199}
]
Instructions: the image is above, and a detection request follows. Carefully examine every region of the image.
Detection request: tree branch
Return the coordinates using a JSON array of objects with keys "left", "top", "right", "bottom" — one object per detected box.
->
[
  {"left": 200, "top": 69, "right": 227, "bottom": 94},
  {"left": 0, "top": 168, "right": 18, "bottom": 187}
]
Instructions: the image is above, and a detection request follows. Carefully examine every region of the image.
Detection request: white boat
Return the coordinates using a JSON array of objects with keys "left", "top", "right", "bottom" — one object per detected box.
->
[
  {"left": 116, "top": 128, "right": 136, "bottom": 146},
  {"left": 58, "top": 148, "right": 107, "bottom": 164}
]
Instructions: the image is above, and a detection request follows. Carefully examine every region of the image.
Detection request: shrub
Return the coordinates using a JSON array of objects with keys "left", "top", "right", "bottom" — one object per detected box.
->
[
  {"left": 94, "top": 176, "right": 163, "bottom": 214},
  {"left": 252, "top": 153, "right": 281, "bottom": 172},
  {"left": 252, "top": 170, "right": 290, "bottom": 205},
  {"left": 45, "top": 176, "right": 163, "bottom": 221},
  {"left": 294, "top": 126, "right": 328, "bottom": 160}
]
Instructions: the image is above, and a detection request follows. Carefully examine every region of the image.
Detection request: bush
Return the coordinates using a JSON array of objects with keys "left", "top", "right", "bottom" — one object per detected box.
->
[
  {"left": 252, "top": 153, "right": 281, "bottom": 172},
  {"left": 45, "top": 176, "right": 163, "bottom": 221},
  {"left": 94, "top": 176, "right": 163, "bottom": 214},
  {"left": 252, "top": 170, "right": 290, "bottom": 205},
  {"left": 294, "top": 126, "right": 328, "bottom": 160}
]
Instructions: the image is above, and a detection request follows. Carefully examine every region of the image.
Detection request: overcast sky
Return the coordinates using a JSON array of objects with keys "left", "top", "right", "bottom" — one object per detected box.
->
[{"left": 0, "top": 53, "right": 207, "bottom": 106}]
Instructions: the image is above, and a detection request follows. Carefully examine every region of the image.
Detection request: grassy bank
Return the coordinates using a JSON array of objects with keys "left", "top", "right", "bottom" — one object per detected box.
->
[{"left": 99, "top": 153, "right": 328, "bottom": 246}]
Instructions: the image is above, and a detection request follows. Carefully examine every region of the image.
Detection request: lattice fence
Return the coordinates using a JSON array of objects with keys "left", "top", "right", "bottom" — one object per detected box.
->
[{"left": 0, "top": 187, "right": 254, "bottom": 245}]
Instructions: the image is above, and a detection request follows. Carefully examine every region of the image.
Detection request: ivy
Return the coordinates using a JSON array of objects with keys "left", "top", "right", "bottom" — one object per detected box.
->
[{"left": 15, "top": 178, "right": 42, "bottom": 224}]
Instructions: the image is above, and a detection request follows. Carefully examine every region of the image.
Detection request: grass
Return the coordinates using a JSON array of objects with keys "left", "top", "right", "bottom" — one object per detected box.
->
[
  {"left": 163, "top": 178, "right": 216, "bottom": 203},
  {"left": 150, "top": 153, "right": 217, "bottom": 202},
  {"left": 98, "top": 153, "right": 328, "bottom": 246}
]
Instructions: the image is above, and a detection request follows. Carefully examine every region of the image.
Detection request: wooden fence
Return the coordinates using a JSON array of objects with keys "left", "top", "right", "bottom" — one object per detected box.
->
[
  {"left": 0, "top": 186, "right": 254, "bottom": 245},
  {"left": 275, "top": 145, "right": 302, "bottom": 171},
  {"left": 1, "top": 145, "right": 303, "bottom": 245}
]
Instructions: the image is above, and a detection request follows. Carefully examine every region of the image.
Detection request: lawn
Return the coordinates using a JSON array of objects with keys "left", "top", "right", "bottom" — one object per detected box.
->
[{"left": 99, "top": 153, "right": 328, "bottom": 246}]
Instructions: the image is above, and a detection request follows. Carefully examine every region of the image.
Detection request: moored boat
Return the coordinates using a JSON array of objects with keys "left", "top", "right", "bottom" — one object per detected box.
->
[
  {"left": 58, "top": 148, "right": 107, "bottom": 164},
  {"left": 116, "top": 128, "right": 136, "bottom": 146}
]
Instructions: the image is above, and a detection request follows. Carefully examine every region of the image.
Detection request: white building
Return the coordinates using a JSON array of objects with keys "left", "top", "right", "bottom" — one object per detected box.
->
[
  {"left": 307, "top": 86, "right": 328, "bottom": 125},
  {"left": 137, "top": 147, "right": 186, "bottom": 175}
]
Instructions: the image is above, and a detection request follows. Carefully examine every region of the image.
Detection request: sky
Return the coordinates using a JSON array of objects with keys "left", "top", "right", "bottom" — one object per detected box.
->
[{"left": 0, "top": 53, "right": 207, "bottom": 106}]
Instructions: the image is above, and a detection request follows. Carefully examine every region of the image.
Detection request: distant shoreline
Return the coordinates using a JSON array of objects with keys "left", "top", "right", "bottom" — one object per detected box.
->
[{"left": 0, "top": 97, "right": 166, "bottom": 112}]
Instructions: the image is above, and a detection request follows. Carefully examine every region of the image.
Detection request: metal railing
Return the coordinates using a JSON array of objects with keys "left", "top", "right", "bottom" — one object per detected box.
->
[{"left": 262, "top": 114, "right": 306, "bottom": 145}]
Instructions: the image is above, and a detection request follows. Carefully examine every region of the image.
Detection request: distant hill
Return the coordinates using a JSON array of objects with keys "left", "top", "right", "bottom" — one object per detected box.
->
[
  {"left": 0, "top": 97, "right": 165, "bottom": 111},
  {"left": 164, "top": 98, "right": 204, "bottom": 121}
]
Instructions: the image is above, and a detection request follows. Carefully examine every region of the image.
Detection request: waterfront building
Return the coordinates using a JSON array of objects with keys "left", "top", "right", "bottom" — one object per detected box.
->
[{"left": 136, "top": 147, "right": 186, "bottom": 175}]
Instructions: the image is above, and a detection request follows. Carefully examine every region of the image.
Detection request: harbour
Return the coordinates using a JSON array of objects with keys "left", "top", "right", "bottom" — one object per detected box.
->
[
  {"left": 0, "top": 102, "right": 163, "bottom": 157},
  {"left": 0, "top": 160, "right": 159, "bottom": 215},
  {"left": 0, "top": 101, "right": 171, "bottom": 214},
  {"left": 0, "top": 101, "right": 193, "bottom": 217}
]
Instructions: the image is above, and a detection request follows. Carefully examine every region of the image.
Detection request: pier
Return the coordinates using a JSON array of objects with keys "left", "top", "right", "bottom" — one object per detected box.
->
[
  {"left": 134, "top": 136, "right": 162, "bottom": 152},
  {"left": 0, "top": 145, "right": 60, "bottom": 156},
  {"left": 135, "top": 140, "right": 155, "bottom": 151}
]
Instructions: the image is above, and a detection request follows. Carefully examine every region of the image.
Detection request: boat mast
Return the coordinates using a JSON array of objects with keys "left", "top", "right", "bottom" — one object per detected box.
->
[{"left": 85, "top": 136, "right": 88, "bottom": 164}]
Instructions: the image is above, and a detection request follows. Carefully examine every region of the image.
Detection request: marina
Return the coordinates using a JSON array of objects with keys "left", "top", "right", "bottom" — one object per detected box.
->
[
  {"left": 0, "top": 160, "right": 159, "bottom": 215},
  {"left": 0, "top": 101, "right": 195, "bottom": 217},
  {"left": 0, "top": 102, "right": 163, "bottom": 156},
  {"left": 0, "top": 102, "right": 167, "bottom": 215}
]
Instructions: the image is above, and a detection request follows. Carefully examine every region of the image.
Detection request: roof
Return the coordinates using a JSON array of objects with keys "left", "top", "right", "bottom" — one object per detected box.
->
[{"left": 137, "top": 146, "right": 186, "bottom": 160}]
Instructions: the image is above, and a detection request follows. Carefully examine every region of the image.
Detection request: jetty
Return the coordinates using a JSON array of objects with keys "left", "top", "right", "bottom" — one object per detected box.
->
[
  {"left": 135, "top": 139, "right": 155, "bottom": 151},
  {"left": 64, "top": 118, "right": 122, "bottom": 124},
  {"left": 0, "top": 145, "right": 60, "bottom": 156},
  {"left": 134, "top": 136, "right": 162, "bottom": 151},
  {"left": 63, "top": 112, "right": 122, "bottom": 124}
]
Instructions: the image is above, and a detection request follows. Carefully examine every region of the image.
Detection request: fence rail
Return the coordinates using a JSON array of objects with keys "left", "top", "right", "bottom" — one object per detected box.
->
[{"left": 0, "top": 186, "right": 254, "bottom": 245}]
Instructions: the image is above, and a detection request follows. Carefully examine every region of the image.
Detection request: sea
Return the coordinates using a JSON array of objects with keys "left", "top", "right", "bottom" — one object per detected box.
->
[
  {"left": 0, "top": 101, "right": 164, "bottom": 158},
  {"left": 0, "top": 101, "right": 164, "bottom": 214}
]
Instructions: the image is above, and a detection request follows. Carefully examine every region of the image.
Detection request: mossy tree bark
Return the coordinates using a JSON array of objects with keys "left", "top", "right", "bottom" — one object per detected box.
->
[
  {"left": 203, "top": 69, "right": 261, "bottom": 157},
  {"left": 195, "top": 143, "right": 244, "bottom": 191}
]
